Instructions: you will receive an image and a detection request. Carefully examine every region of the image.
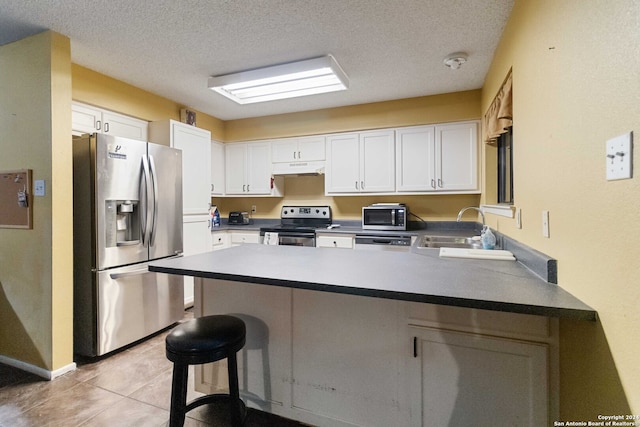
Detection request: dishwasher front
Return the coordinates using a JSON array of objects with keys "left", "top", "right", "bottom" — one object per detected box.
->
[{"left": 353, "top": 235, "right": 413, "bottom": 252}]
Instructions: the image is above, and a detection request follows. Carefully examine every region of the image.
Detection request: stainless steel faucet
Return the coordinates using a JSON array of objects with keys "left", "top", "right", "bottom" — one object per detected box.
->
[{"left": 456, "top": 206, "right": 485, "bottom": 226}]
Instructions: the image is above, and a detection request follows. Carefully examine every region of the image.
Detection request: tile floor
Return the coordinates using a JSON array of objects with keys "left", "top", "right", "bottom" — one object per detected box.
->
[{"left": 0, "top": 310, "right": 309, "bottom": 427}]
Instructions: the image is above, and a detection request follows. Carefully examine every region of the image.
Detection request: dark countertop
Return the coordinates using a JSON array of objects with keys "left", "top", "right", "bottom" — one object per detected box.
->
[{"left": 150, "top": 244, "right": 596, "bottom": 321}]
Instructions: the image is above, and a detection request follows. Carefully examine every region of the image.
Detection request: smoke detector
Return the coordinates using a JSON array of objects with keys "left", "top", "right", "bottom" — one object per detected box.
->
[{"left": 444, "top": 53, "right": 468, "bottom": 70}]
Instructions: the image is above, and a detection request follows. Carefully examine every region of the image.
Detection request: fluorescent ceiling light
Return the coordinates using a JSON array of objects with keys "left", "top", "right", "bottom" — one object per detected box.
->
[{"left": 208, "top": 55, "right": 349, "bottom": 104}]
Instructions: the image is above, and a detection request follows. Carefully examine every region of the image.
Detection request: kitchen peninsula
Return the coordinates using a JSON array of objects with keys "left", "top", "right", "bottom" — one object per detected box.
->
[{"left": 150, "top": 244, "right": 595, "bottom": 426}]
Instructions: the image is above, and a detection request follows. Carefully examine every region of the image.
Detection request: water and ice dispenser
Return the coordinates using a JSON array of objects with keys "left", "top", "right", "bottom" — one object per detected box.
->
[{"left": 105, "top": 200, "right": 141, "bottom": 247}]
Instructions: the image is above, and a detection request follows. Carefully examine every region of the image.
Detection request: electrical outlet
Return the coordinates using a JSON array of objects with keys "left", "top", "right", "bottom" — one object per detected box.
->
[
  {"left": 542, "top": 210, "right": 550, "bottom": 238},
  {"left": 515, "top": 208, "right": 522, "bottom": 229},
  {"left": 251, "top": 205, "right": 257, "bottom": 213}
]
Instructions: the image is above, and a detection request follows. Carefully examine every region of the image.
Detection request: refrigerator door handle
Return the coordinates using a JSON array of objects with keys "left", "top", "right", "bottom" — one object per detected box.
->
[
  {"left": 148, "top": 155, "right": 159, "bottom": 247},
  {"left": 141, "top": 156, "right": 152, "bottom": 246},
  {"left": 109, "top": 267, "right": 150, "bottom": 280}
]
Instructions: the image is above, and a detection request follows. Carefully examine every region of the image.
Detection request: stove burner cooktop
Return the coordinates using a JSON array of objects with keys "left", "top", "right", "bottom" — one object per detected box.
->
[{"left": 260, "top": 205, "right": 332, "bottom": 233}]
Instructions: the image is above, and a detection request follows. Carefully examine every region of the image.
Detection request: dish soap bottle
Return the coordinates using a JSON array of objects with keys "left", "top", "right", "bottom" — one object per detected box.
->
[
  {"left": 481, "top": 225, "right": 496, "bottom": 250},
  {"left": 210, "top": 205, "right": 220, "bottom": 228}
]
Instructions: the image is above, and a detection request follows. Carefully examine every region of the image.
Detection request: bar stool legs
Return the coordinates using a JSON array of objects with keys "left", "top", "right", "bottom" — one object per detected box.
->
[
  {"left": 166, "top": 315, "right": 247, "bottom": 427},
  {"left": 168, "top": 363, "right": 189, "bottom": 427}
]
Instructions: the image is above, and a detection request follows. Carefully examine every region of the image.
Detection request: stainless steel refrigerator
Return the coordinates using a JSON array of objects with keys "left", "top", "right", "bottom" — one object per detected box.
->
[{"left": 73, "top": 133, "right": 184, "bottom": 357}]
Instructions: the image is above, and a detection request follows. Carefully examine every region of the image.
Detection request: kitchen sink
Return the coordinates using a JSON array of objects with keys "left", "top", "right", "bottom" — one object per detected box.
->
[{"left": 418, "top": 235, "right": 483, "bottom": 249}]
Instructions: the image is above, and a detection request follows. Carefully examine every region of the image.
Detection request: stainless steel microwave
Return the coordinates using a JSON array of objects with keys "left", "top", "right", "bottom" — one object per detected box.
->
[{"left": 362, "top": 204, "right": 408, "bottom": 231}]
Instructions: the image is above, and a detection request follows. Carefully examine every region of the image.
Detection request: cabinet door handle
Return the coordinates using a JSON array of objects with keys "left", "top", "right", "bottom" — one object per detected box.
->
[
  {"left": 431, "top": 179, "right": 436, "bottom": 189},
  {"left": 96, "top": 120, "right": 101, "bottom": 131},
  {"left": 293, "top": 151, "right": 297, "bottom": 159},
  {"left": 104, "top": 122, "right": 109, "bottom": 133},
  {"left": 413, "top": 336, "right": 418, "bottom": 358},
  {"left": 243, "top": 184, "right": 246, "bottom": 192},
  {"left": 298, "top": 151, "right": 301, "bottom": 159},
  {"left": 247, "top": 184, "right": 250, "bottom": 192},
  {"left": 437, "top": 178, "right": 443, "bottom": 188},
  {"left": 361, "top": 181, "right": 365, "bottom": 190}
]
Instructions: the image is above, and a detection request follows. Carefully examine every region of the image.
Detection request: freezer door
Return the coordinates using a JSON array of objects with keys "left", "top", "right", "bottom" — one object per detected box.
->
[
  {"left": 148, "top": 142, "right": 183, "bottom": 260},
  {"left": 95, "top": 134, "right": 149, "bottom": 269},
  {"left": 94, "top": 261, "right": 184, "bottom": 356}
]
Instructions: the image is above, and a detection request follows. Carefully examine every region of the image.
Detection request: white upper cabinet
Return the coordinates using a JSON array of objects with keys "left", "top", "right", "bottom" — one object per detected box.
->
[
  {"left": 210, "top": 140, "right": 225, "bottom": 196},
  {"left": 72, "top": 102, "right": 148, "bottom": 141},
  {"left": 149, "top": 120, "right": 211, "bottom": 215},
  {"left": 225, "top": 141, "right": 280, "bottom": 195},
  {"left": 396, "top": 125, "right": 436, "bottom": 192},
  {"left": 325, "top": 133, "right": 360, "bottom": 193},
  {"left": 360, "top": 130, "right": 396, "bottom": 192},
  {"left": 436, "top": 121, "right": 478, "bottom": 192},
  {"left": 396, "top": 122, "right": 478, "bottom": 193},
  {"left": 271, "top": 135, "right": 325, "bottom": 163},
  {"left": 325, "top": 130, "right": 395, "bottom": 194}
]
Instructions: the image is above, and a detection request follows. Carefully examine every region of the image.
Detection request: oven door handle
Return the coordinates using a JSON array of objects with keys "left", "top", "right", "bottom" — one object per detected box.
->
[{"left": 277, "top": 232, "right": 316, "bottom": 239}]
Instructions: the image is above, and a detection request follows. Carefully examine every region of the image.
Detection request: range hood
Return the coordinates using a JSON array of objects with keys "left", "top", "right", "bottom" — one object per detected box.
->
[{"left": 272, "top": 160, "right": 325, "bottom": 176}]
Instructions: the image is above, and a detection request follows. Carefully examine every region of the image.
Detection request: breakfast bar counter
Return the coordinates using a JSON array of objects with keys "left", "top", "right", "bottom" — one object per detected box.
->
[
  {"left": 150, "top": 244, "right": 593, "bottom": 426},
  {"left": 149, "top": 243, "right": 595, "bottom": 321}
]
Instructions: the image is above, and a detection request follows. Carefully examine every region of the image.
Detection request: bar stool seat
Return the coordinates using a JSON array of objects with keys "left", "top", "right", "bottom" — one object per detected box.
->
[{"left": 166, "top": 315, "right": 246, "bottom": 427}]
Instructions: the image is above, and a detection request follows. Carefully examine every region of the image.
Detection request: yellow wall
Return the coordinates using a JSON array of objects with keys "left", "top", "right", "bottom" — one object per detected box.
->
[
  {"left": 225, "top": 90, "right": 481, "bottom": 141},
  {"left": 482, "top": 0, "right": 639, "bottom": 417},
  {"left": 72, "top": 65, "right": 225, "bottom": 141},
  {"left": 73, "top": 68, "right": 482, "bottom": 220},
  {"left": 0, "top": 31, "right": 73, "bottom": 371}
]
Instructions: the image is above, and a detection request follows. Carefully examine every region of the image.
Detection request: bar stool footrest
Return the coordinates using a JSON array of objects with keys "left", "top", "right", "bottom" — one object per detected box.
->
[{"left": 185, "top": 394, "right": 246, "bottom": 421}]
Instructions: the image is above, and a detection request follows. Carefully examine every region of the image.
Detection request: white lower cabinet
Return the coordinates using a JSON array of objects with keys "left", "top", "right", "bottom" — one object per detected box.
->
[
  {"left": 408, "top": 327, "right": 549, "bottom": 427},
  {"left": 229, "top": 230, "right": 260, "bottom": 246},
  {"left": 315, "top": 233, "right": 354, "bottom": 248},
  {"left": 195, "top": 279, "right": 558, "bottom": 427},
  {"left": 211, "top": 231, "right": 229, "bottom": 250}
]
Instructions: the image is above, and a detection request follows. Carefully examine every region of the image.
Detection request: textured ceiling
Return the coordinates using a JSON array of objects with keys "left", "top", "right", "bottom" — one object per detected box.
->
[{"left": 0, "top": 0, "right": 513, "bottom": 120}]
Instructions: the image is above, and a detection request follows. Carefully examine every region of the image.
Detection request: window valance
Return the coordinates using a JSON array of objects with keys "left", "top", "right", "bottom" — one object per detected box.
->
[{"left": 484, "top": 71, "right": 512, "bottom": 144}]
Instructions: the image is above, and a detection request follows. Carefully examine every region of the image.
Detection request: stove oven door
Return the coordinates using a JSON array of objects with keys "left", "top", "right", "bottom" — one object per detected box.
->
[{"left": 278, "top": 232, "right": 315, "bottom": 247}]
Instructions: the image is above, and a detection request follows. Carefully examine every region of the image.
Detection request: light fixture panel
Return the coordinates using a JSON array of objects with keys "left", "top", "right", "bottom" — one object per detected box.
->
[{"left": 208, "top": 55, "right": 348, "bottom": 104}]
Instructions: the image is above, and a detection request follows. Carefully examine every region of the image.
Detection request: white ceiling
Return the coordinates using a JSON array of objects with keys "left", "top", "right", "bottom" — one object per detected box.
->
[{"left": 0, "top": 0, "right": 513, "bottom": 121}]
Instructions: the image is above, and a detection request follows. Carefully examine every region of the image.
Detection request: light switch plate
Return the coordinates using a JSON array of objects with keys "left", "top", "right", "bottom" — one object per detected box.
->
[
  {"left": 34, "top": 180, "right": 46, "bottom": 196},
  {"left": 606, "top": 132, "right": 633, "bottom": 180}
]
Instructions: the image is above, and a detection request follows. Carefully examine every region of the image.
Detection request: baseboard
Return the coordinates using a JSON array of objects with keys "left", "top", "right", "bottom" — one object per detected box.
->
[{"left": 0, "top": 355, "right": 76, "bottom": 381}]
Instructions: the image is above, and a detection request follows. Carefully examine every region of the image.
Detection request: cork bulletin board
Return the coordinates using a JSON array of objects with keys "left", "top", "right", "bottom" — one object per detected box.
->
[{"left": 0, "top": 169, "right": 32, "bottom": 229}]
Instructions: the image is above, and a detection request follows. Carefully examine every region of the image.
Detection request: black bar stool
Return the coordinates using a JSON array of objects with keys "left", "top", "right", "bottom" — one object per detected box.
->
[{"left": 166, "top": 315, "right": 247, "bottom": 427}]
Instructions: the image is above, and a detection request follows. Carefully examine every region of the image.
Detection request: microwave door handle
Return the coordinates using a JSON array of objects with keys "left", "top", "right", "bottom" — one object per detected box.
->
[
  {"left": 148, "top": 155, "right": 159, "bottom": 247},
  {"left": 140, "top": 157, "right": 150, "bottom": 246},
  {"left": 391, "top": 210, "right": 396, "bottom": 226}
]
